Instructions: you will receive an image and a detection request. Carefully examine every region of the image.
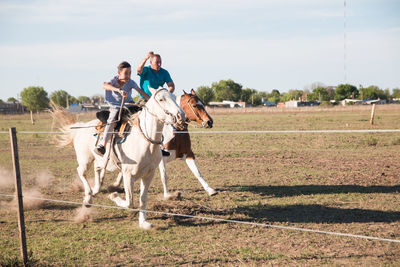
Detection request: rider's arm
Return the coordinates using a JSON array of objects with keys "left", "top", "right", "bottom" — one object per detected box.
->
[
  {"left": 103, "top": 82, "right": 127, "bottom": 97},
  {"left": 137, "top": 51, "right": 154, "bottom": 75},
  {"left": 134, "top": 85, "right": 150, "bottom": 101},
  {"left": 167, "top": 81, "right": 175, "bottom": 94}
]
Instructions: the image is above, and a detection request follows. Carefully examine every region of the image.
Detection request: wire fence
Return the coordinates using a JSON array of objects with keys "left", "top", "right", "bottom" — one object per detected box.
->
[
  {"left": 0, "top": 193, "right": 399, "bottom": 244},
  {"left": 1, "top": 129, "right": 400, "bottom": 135}
]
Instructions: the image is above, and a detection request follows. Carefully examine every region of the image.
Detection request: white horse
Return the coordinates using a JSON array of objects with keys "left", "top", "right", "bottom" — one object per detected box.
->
[
  {"left": 110, "top": 89, "right": 217, "bottom": 199},
  {"left": 53, "top": 88, "right": 185, "bottom": 229}
]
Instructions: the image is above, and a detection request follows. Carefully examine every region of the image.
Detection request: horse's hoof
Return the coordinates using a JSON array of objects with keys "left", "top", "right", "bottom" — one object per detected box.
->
[
  {"left": 207, "top": 188, "right": 218, "bottom": 196},
  {"left": 163, "top": 193, "right": 173, "bottom": 201},
  {"left": 164, "top": 191, "right": 182, "bottom": 201},
  {"left": 108, "top": 192, "right": 118, "bottom": 201},
  {"left": 140, "top": 221, "right": 154, "bottom": 230},
  {"left": 83, "top": 196, "right": 92, "bottom": 208}
]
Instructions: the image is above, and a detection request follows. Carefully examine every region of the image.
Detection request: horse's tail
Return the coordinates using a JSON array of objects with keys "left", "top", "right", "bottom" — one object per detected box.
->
[{"left": 49, "top": 101, "right": 79, "bottom": 147}]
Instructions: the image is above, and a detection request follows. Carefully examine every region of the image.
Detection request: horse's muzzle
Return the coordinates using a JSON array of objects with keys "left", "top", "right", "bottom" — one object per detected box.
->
[{"left": 202, "top": 119, "right": 213, "bottom": 129}]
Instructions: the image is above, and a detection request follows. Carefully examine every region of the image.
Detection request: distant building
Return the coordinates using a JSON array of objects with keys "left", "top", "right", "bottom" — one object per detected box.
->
[
  {"left": 0, "top": 102, "right": 25, "bottom": 114},
  {"left": 208, "top": 100, "right": 248, "bottom": 108},
  {"left": 285, "top": 100, "right": 320, "bottom": 108}
]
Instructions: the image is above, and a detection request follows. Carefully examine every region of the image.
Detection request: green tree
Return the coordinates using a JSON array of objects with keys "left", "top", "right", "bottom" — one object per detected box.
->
[
  {"left": 50, "top": 90, "right": 75, "bottom": 107},
  {"left": 267, "top": 89, "right": 280, "bottom": 103},
  {"left": 212, "top": 79, "right": 242, "bottom": 102},
  {"left": 250, "top": 92, "right": 264, "bottom": 106},
  {"left": 392, "top": 88, "right": 400, "bottom": 98},
  {"left": 196, "top": 86, "right": 214, "bottom": 105},
  {"left": 240, "top": 88, "right": 257, "bottom": 103},
  {"left": 334, "top": 84, "right": 358, "bottom": 101},
  {"left": 359, "top": 85, "right": 386, "bottom": 100},
  {"left": 77, "top": 96, "right": 91, "bottom": 104},
  {"left": 7, "top": 97, "right": 18, "bottom": 102},
  {"left": 20, "top": 86, "right": 49, "bottom": 112},
  {"left": 308, "top": 87, "right": 330, "bottom": 102}
]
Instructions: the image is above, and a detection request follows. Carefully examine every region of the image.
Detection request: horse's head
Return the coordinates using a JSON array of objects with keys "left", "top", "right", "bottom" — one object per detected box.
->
[
  {"left": 147, "top": 87, "right": 186, "bottom": 129},
  {"left": 180, "top": 89, "right": 213, "bottom": 128}
]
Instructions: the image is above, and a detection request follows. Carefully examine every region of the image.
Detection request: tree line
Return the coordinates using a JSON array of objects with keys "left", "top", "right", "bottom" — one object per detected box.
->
[
  {"left": 2, "top": 82, "right": 400, "bottom": 114},
  {"left": 0, "top": 87, "right": 103, "bottom": 113},
  {"left": 196, "top": 80, "right": 400, "bottom": 105}
]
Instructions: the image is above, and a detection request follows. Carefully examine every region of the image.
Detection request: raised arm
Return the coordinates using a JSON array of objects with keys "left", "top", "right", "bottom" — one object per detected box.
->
[{"left": 137, "top": 51, "right": 154, "bottom": 75}]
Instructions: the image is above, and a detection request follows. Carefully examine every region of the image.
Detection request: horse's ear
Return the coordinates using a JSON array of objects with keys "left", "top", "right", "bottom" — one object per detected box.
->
[
  {"left": 191, "top": 88, "right": 196, "bottom": 95},
  {"left": 148, "top": 87, "right": 157, "bottom": 96},
  {"left": 183, "top": 90, "right": 188, "bottom": 95}
]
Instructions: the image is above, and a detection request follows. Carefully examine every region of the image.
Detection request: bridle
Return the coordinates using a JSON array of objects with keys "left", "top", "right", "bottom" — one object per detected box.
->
[
  {"left": 183, "top": 95, "right": 209, "bottom": 127},
  {"left": 142, "top": 88, "right": 177, "bottom": 126},
  {"left": 136, "top": 88, "right": 180, "bottom": 144}
]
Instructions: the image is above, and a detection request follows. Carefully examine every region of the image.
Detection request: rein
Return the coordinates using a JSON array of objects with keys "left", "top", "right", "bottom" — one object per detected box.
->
[
  {"left": 132, "top": 88, "right": 174, "bottom": 145},
  {"left": 135, "top": 116, "right": 164, "bottom": 145}
]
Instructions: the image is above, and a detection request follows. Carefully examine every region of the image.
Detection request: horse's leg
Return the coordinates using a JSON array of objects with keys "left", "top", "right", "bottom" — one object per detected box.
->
[
  {"left": 109, "top": 168, "right": 133, "bottom": 208},
  {"left": 158, "top": 158, "right": 173, "bottom": 200},
  {"left": 92, "top": 161, "right": 105, "bottom": 195},
  {"left": 77, "top": 160, "right": 93, "bottom": 206},
  {"left": 185, "top": 157, "right": 217, "bottom": 196},
  {"left": 139, "top": 172, "right": 155, "bottom": 230},
  {"left": 111, "top": 172, "right": 123, "bottom": 189}
]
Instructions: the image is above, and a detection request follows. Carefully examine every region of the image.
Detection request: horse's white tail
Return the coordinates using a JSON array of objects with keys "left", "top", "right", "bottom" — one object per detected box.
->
[{"left": 49, "top": 102, "right": 79, "bottom": 147}]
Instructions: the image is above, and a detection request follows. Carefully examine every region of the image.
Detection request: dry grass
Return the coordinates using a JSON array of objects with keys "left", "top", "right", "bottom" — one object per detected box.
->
[{"left": 0, "top": 106, "right": 399, "bottom": 266}]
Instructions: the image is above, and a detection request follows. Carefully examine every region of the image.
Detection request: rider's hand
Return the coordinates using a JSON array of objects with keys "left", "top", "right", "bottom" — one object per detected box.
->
[
  {"left": 119, "top": 89, "right": 127, "bottom": 98},
  {"left": 147, "top": 51, "right": 154, "bottom": 59}
]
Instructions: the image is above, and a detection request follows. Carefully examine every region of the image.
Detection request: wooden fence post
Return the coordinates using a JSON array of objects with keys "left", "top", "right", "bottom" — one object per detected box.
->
[
  {"left": 370, "top": 104, "right": 376, "bottom": 125},
  {"left": 9, "top": 127, "right": 28, "bottom": 266}
]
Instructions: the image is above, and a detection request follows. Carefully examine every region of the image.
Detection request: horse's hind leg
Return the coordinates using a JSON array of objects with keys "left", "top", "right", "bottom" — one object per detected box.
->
[
  {"left": 77, "top": 161, "right": 93, "bottom": 206},
  {"left": 185, "top": 157, "right": 217, "bottom": 196},
  {"left": 139, "top": 172, "right": 155, "bottom": 230}
]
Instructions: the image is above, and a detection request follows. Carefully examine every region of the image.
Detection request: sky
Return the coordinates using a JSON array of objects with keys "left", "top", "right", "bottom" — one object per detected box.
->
[{"left": 0, "top": 0, "right": 399, "bottom": 101}]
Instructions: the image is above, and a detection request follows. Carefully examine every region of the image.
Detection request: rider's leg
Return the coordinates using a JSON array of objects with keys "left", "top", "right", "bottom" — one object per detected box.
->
[{"left": 94, "top": 106, "right": 119, "bottom": 155}]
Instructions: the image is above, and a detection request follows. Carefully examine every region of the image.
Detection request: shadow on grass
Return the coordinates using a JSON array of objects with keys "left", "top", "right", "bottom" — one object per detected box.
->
[
  {"left": 226, "top": 184, "right": 400, "bottom": 197},
  {"left": 231, "top": 203, "right": 400, "bottom": 223}
]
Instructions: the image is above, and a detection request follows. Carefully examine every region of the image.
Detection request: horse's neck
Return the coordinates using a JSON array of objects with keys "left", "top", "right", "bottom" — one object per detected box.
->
[{"left": 138, "top": 108, "right": 163, "bottom": 142}]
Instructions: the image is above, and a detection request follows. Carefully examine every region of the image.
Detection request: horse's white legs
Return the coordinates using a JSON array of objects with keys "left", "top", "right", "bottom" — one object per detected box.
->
[
  {"left": 92, "top": 162, "right": 106, "bottom": 195},
  {"left": 109, "top": 169, "right": 134, "bottom": 208},
  {"left": 139, "top": 174, "right": 154, "bottom": 230},
  {"left": 185, "top": 158, "right": 217, "bottom": 196},
  {"left": 77, "top": 162, "right": 93, "bottom": 206},
  {"left": 159, "top": 158, "right": 173, "bottom": 200}
]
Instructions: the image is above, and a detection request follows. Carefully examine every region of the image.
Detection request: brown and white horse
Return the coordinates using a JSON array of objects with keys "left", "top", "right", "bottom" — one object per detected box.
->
[{"left": 112, "top": 89, "right": 217, "bottom": 198}]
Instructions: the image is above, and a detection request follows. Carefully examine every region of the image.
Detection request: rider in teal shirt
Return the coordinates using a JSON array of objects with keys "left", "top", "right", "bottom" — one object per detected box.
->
[{"left": 137, "top": 51, "right": 175, "bottom": 98}]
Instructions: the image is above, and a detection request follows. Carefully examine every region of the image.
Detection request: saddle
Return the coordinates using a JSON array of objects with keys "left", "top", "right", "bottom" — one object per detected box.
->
[{"left": 95, "top": 105, "right": 142, "bottom": 137}]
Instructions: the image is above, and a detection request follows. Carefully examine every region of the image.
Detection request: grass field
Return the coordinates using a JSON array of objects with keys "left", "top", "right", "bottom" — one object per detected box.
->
[{"left": 0, "top": 105, "right": 399, "bottom": 266}]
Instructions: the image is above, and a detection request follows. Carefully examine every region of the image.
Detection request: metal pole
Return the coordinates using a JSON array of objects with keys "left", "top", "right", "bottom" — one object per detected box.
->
[{"left": 9, "top": 127, "right": 28, "bottom": 266}]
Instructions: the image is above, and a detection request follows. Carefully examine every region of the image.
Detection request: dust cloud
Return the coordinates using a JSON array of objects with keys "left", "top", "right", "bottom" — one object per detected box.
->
[
  {"left": 0, "top": 168, "right": 53, "bottom": 211},
  {"left": 74, "top": 206, "right": 96, "bottom": 223}
]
